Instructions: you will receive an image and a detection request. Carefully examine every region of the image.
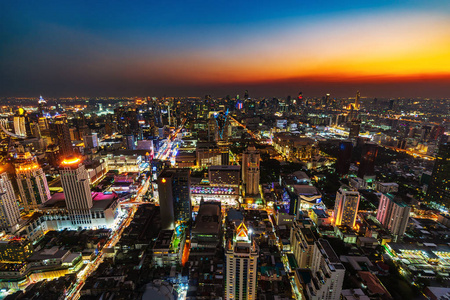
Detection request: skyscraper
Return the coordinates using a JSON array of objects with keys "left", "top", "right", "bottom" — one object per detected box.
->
[
  {"left": 53, "top": 115, "right": 73, "bottom": 157},
  {"left": 358, "top": 143, "right": 378, "bottom": 178},
  {"left": 428, "top": 143, "right": 450, "bottom": 208},
  {"left": 242, "top": 146, "right": 260, "bottom": 196},
  {"left": 158, "top": 168, "right": 191, "bottom": 230},
  {"left": 376, "top": 194, "right": 410, "bottom": 241},
  {"left": 13, "top": 108, "right": 27, "bottom": 137},
  {"left": 225, "top": 222, "right": 258, "bottom": 300},
  {"left": 336, "top": 141, "right": 353, "bottom": 176},
  {"left": 334, "top": 186, "right": 360, "bottom": 228},
  {"left": 349, "top": 119, "right": 361, "bottom": 139},
  {"left": 14, "top": 151, "right": 51, "bottom": 210},
  {"left": 0, "top": 171, "right": 20, "bottom": 233},
  {"left": 60, "top": 156, "right": 93, "bottom": 227},
  {"left": 355, "top": 90, "right": 361, "bottom": 110}
]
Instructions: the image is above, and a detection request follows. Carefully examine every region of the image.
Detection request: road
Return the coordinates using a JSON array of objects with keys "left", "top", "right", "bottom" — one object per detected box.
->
[
  {"left": 154, "top": 118, "right": 186, "bottom": 163},
  {"left": 65, "top": 169, "right": 154, "bottom": 299}
]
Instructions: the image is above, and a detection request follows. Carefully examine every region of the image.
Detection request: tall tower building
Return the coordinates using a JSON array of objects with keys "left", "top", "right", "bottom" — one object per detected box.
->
[
  {"left": 60, "top": 157, "right": 93, "bottom": 227},
  {"left": 225, "top": 222, "right": 258, "bottom": 300},
  {"left": 242, "top": 146, "right": 260, "bottom": 196},
  {"left": 14, "top": 151, "right": 51, "bottom": 210},
  {"left": 334, "top": 186, "right": 360, "bottom": 228},
  {"left": 358, "top": 143, "right": 378, "bottom": 178},
  {"left": 349, "top": 119, "right": 361, "bottom": 139},
  {"left": 376, "top": 194, "right": 410, "bottom": 241},
  {"left": 355, "top": 90, "right": 361, "bottom": 110},
  {"left": 0, "top": 171, "right": 20, "bottom": 233},
  {"left": 336, "top": 141, "right": 353, "bottom": 176},
  {"left": 13, "top": 108, "right": 27, "bottom": 137},
  {"left": 427, "top": 143, "right": 450, "bottom": 208},
  {"left": 53, "top": 116, "right": 73, "bottom": 157},
  {"left": 158, "top": 168, "right": 191, "bottom": 230}
]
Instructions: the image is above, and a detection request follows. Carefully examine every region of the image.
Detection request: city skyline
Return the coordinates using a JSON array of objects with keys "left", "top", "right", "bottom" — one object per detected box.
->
[{"left": 1, "top": 1, "right": 450, "bottom": 97}]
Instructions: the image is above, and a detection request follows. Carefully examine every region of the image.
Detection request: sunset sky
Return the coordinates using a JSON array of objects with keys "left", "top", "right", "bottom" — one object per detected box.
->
[{"left": 1, "top": 0, "right": 450, "bottom": 98}]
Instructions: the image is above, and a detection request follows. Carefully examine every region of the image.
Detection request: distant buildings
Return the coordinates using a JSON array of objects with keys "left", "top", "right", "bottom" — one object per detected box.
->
[
  {"left": 334, "top": 186, "right": 360, "bottom": 228},
  {"left": 428, "top": 143, "right": 450, "bottom": 208},
  {"left": 158, "top": 168, "right": 191, "bottom": 230},
  {"left": 358, "top": 143, "right": 378, "bottom": 178},
  {"left": 0, "top": 171, "right": 20, "bottom": 233},
  {"left": 242, "top": 146, "right": 260, "bottom": 195},
  {"left": 225, "top": 222, "right": 258, "bottom": 300},
  {"left": 377, "top": 194, "right": 410, "bottom": 241},
  {"left": 53, "top": 115, "right": 73, "bottom": 157}
]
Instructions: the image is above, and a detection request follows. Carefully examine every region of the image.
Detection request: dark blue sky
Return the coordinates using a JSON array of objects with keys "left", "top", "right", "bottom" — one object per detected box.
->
[{"left": 1, "top": 0, "right": 449, "bottom": 97}]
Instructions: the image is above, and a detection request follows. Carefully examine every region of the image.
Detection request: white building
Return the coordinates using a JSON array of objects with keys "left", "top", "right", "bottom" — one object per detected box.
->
[
  {"left": 242, "top": 146, "right": 260, "bottom": 196},
  {"left": 225, "top": 222, "right": 258, "bottom": 300},
  {"left": 334, "top": 186, "right": 360, "bottom": 228},
  {"left": 0, "top": 172, "right": 21, "bottom": 233},
  {"left": 300, "top": 239, "right": 346, "bottom": 300},
  {"left": 376, "top": 193, "right": 410, "bottom": 241},
  {"left": 375, "top": 182, "right": 399, "bottom": 194},
  {"left": 60, "top": 157, "right": 93, "bottom": 227},
  {"left": 15, "top": 151, "right": 51, "bottom": 210},
  {"left": 290, "top": 220, "right": 316, "bottom": 268},
  {"left": 83, "top": 133, "right": 99, "bottom": 149}
]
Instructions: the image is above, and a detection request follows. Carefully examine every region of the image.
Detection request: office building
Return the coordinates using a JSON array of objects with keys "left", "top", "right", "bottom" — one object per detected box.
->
[
  {"left": 191, "top": 202, "right": 222, "bottom": 254},
  {"left": 242, "top": 146, "right": 260, "bottom": 195},
  {"left": 290, "top": 220, "right": 316, "bottom": 268},
  {"left": 377, "top": 194, "right": 411, "bottom": 241},
  {"left": 428, "top": 143, "right": 450, "bottom": 208},
  {"left": 349, "top": 119, "right": 361, "bottom": 139},
  {"left": 208, "top": 165, "right": 240, "bottom": 186},
  {"left": 355, "top": 90, "right": 361, "bottom": 110},
  {"left": 225, "top": 222, "right": 258, "bottom": 300},
  {"left": 0, "top": 171, "right": 21, "bottom": 233},
  {"left": 0, "top": 234, "right": 33, "bottom": 263},
  {"left": 334, "top": 186, "right": 360, "bottom": 228},
  {"left": 60, "top": 156, "right": 93, "bottom": 227},
  {"left": 14, "top": 151, "right": 51, "bottom": 210},
  {"left": 358, "top": 143, "right": 378, "bottom": 178},
  {"left": 336, "top": 141, "right": 353, "bottom": 176},
  {"left": 53, "top": 115, "right": 73, "bottom": 157},
  {"left": 83, "top": 133, "right": 99, "bottom": 150},
  {"left": 158, "top": 168, "right": 191, "bottom": 230}
]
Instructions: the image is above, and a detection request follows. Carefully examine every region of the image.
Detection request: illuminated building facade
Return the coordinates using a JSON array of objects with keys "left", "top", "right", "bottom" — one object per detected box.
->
[
  {"left": 0, "top": 172, "right": 20, "bottom": 233},
  {"left": 14, "top": 151, "right": 51, "bottom": 210},
  {"left": 60, "top": 157, "right": 93, "bottom": 227},
  {"left": 428, "top": 143, "right": 450, "bottom": 208},
  {"left": 290, "top": 221, "right": 316, "bottom": 268},
  {"left": 225, "top": 222, "right": 258, "bottom": 300},
  {"left": 334, "top": 186, "right": 360, "bottom": 228},
  {"left": 158, "top": 168, "right": 191, "bottom": 230},
  {"left": 0, "top": 234, "right": 33, "bottom": 263},
  {"left": 208, "top": 165, "right": 240, "bottom": 186},
  {"left": 242, "top": 146, "right": 260, "bottom": 195},
  {"left": 376, "top": 194, "right": 410, "bottom": 241}
]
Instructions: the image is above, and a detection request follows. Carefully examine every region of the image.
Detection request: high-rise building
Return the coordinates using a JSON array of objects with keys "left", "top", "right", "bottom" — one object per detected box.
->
[
  {"left": 349, "top": 119, "right": 361, "bottom": 139},
  {"left": 334, "top": 186, "right": 360, "bottom": 228},
  {"left": 357, "top": 143, "right": 378, "bottom": 178},
  {"left": 309, "top": 239, "right": 345, "bottom": 300},
  {"left": 290, "top": 220, "right": 316, "bottom": 268},
  {"left": 53, "top": 116, "right": 73, "bottom": 157},
  {"left": 376, "top": 194, "right": 410, "bottom": 241},
  {"left": 14, "top": 151, "right": 51, "bottom": 210},
  {"left": 355, "top": 90, "right": 361, "bottom": 110},
  {"left": 60, "top": 156, "right": 93, "bottom": 227},
  {"left": 0, "top": 171, "right": 20, "bottom": 233},
  {"left": 242, "top": 146, "right": 260, "bottom": 195},
  {"left": 428, "top": 143, "right": 450, "bottom": 208},
  {"left": 158, "top": 168, "right": 191, "bottom": 230},
  {"left": 208, "top": 165, "right": 240, "bottom": 186},
  {"left": 83, "top": 133, "right": 99, "bottom": 150},
  {"left": 336, "top": 141, "right": 353, "bottom": 176},
  {"left": 13, "top": 108, "right": 27, "bottom": 137},
  {"left": 225, "top": 222, "right": 258, "bottom": 300}
]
